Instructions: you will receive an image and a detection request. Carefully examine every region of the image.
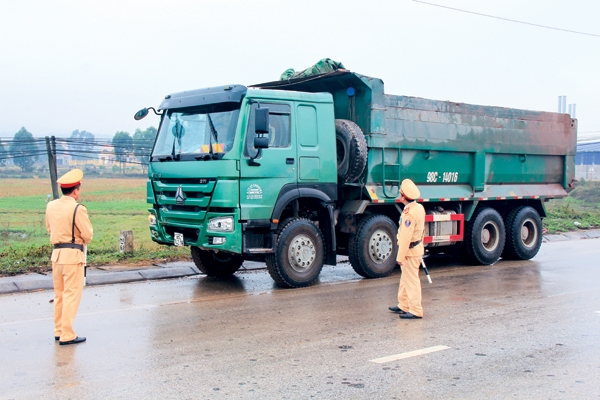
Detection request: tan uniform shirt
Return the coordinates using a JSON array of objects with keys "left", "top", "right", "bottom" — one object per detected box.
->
[
  {"left": 45, "top": 196, "right": 93, "bottom": 264},
  {"left": 396, "top": 201, "right": 425, "bottom": 263}
]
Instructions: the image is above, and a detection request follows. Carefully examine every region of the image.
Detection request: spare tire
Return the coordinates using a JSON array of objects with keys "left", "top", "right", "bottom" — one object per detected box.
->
[{"left": 335, "top": 119, "right": 367, "bottom": 183}]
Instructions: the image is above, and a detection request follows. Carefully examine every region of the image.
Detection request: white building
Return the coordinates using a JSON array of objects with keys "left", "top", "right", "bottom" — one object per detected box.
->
[{"left": 575, "top": 141, "right": 600, "bottom": 181}]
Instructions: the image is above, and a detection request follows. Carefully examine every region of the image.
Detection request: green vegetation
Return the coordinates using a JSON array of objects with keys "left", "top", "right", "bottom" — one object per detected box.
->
[
  {"left": 1, "top": 177, "right": 599, "bottom": 276},
  {"left": 9, "top": 127, "right": 39, "bottom": 171},
  {"left": 0, "top": 178, "right": 189, "bottom": 276},
  {"left": 544, "top": 180, "right": 600, "bottom": 233}
]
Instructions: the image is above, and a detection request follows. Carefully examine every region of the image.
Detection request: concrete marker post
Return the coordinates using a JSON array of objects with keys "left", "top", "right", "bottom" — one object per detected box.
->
[{"left": 120, "top": 230, "right": 134, "bottom": 254}]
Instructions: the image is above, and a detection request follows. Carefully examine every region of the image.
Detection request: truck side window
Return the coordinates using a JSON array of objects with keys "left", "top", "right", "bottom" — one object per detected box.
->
[{"left": 245, "top": 103, "right": 291, "bottom": 157}]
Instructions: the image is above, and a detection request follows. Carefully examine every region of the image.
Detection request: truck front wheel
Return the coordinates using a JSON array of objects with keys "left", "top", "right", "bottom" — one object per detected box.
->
[
  {"left": 348, "top": 215, "right": 398, "bottom": 278},
  {"left": 266, "top": 218, "right": 325, "bottom": 288},
  {"left": 191, "top": 246, "right": 243, "bottom": 277},
  {"left": 464, "top": 207, "right": 505, "bottom": 265},
  {"left": 502, "top": 206, "right": 543, "bottom": 260}
]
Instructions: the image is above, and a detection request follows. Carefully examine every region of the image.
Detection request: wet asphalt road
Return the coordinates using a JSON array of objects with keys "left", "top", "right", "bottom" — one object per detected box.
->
[{"left": 1, "top": 239, "right": 599, "bottom": 399}]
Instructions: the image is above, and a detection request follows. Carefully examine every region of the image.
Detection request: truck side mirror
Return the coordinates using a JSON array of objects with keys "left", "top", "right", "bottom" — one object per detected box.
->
[
  {"left": 255, "top": 107, "right": 269, "bottom": 134},
  {"left": 248, "top": 106, "right": 270, "bottom": 166},
  {"left": 134, "top": 108, "right": 149, "bottom": 120},
  {"left": 254, "top": 136, "right": 269, "bottom": 149}
]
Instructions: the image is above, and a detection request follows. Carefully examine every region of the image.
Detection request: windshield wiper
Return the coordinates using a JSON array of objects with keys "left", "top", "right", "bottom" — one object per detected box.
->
[
  {"left": 171, "top": 135, "right": 182, "bottom": 161},
  {"left": 169, "top": 119, "right": 185, "bottom": 161},
  {"left": 206, "top": 114, "right": 220, "bottom": 160}
]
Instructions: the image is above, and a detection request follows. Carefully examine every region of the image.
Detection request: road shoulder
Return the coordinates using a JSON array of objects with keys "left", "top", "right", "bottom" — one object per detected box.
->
[{"left": 1, "top": 230, "right": 599, "bottom": 295}]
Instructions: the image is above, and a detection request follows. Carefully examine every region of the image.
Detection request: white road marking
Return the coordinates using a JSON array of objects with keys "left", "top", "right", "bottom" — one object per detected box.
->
[{"left": 370, "top": 345, "right": 451, "bottom": 363}]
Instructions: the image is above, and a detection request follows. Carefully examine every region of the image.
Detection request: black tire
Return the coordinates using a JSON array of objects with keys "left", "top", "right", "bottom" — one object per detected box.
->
[
  {"left": 335, "top": 119, "right": 367, "bottom": 183},
  {"left": 265, "top": 218, "right": 325, "bottom": 288},
  {"left": 348, "top": 215, "right": 398, "bottom": 278},
  {"left": 464, "top": 207, "right": 505, "bottom": 265},
  {"left": 191, "top": 246, "right": 243, "bottom": 277},
  {"left": 502, "top": 206, "right": 543, "bottom": 260}
]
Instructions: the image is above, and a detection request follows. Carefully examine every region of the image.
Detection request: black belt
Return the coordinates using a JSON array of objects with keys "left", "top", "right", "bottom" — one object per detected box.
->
[
  {"left": 409, "top": 240, "right": 421, "bottom": 249},
  {"left": 52, "top": 204, "right": 84, "bottom": 252},
  {"left": 54, "top": 243, "right": 84, "bottom": 251}
]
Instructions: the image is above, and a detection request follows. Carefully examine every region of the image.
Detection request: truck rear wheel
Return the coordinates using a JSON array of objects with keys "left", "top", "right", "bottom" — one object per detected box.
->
[
  {"left": 502, "top": 206, "right": 543, "bottom": 260},
  {"left": 464, "top": 207, "right": 505, "bottom": 265},
  {"left": 335, "top": 119, "right": 367, "bottom": 183},
  {"left": 266, "top": 218, "right": 325, "bottom": 288},
  {"left": 348, "top": 215, "right": 398, "bottom": 278},
  {"left": 191, "top": 246, "right": 243, "bottom": 277}
]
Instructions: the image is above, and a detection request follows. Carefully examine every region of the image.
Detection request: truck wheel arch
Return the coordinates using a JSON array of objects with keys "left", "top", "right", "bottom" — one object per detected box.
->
[
  {"left": 271, "top": 186, "right": 335, "bottom": 224},
  {"left": 271, "top": 186, "right": 337, "bottom": 265}
]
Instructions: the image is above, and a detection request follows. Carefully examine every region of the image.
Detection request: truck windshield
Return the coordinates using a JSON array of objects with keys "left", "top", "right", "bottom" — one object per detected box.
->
[{"left": 152, "top": 105, "right": 240, "bottom": 161}]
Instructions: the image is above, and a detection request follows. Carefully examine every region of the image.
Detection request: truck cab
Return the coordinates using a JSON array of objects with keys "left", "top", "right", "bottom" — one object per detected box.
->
[{"left": 144, "top": 85, "right": 338, "bottom": 284}]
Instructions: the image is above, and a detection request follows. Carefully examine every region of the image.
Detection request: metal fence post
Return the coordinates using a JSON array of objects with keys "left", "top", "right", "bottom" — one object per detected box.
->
[{"left": 45, "top": 136, "right": 59, "bottom": 199}]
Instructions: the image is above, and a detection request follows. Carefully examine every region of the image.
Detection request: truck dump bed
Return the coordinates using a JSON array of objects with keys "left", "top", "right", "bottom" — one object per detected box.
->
[{"left": 254, "top": 71, "right": 577, "bottom": 201}]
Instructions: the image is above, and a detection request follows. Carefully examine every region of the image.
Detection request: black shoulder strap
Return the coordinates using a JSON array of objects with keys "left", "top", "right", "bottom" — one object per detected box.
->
[{"left": 72, "top": 204, "right": 81, "bottom": 244}]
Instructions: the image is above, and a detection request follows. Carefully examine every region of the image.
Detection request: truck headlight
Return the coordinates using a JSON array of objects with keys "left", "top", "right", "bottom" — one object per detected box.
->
[
  {"left": 148, "top": 215, "right": 157, "bottom": 226},
  {"left": 208, "top": 216, "right": 234, "bottom": 232}
]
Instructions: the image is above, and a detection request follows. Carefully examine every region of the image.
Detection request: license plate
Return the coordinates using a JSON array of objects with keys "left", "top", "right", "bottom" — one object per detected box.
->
[{"left": 174, "top": 232, "right": 184, "bottom": 247}]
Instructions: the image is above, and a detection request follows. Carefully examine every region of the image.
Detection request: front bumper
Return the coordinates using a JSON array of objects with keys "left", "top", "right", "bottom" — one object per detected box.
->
[{"left": 149, "top": 208, "right": 242, "bottom": 254}]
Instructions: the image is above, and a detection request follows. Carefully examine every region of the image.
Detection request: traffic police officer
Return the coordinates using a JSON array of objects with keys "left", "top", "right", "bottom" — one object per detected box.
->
[
  {"left": 389, "top": 179, "right": 426, "bottom": 319},
  {"left": 45, "top": 169, "right": 93, "bottom": 345}
]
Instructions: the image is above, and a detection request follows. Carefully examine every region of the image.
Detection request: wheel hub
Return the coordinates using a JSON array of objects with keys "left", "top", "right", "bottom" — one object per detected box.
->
[
  {"left": 481, "top": 221, "right": 500, "bottom": 251},
  {"left": 520, "top": 218, "right": 537, "bottom": 248},
  {"left": 368, "top": 229, "right": 393, "bottom": 264},
  {"left": 288, "top": 234, "right": 316, "bottom": 273}
]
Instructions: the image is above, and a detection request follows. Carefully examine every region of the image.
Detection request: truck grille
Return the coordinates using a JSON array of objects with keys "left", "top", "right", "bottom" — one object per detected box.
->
[
  {"left": 162, "top": 205, "right": 204, "bottom": 213},
  {"left": 152, "top": 179, "right": 215, "bottom": 223},
  {"left": 162, "top": 191, "right": 205, "bottom": 199}
]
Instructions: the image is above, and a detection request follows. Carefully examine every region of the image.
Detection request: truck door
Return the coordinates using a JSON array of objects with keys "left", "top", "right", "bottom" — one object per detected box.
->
[
  {"left": 295, "top": 103, "right": 321, "bottom": 182},
  {"left": 239, "top": 102, "right": 296, "bottom": 221}
]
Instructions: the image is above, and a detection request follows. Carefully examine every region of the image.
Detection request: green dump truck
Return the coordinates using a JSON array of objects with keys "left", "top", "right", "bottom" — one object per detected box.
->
[{"left": 135, "top": 70, "right": 577, "bottom": 288}]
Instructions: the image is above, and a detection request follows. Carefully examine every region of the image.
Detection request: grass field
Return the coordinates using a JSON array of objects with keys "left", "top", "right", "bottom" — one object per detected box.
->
[
  {"left": 544, "top": 180, "right": 600, "bottom": 232},
  {"left": 0, "top": 178, "right": 189, "bottom": 275},
  {"left": 1, "top": 177, "right": 599, "bottom": 276}
]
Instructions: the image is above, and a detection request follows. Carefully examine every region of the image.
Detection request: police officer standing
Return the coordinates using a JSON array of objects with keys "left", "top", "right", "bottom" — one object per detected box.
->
[
  {"left": 389, "top": 179, "right": 426, "bottom": 319},
  {"left": 45, "top": 169, "right": 93, "bottom": 345}
]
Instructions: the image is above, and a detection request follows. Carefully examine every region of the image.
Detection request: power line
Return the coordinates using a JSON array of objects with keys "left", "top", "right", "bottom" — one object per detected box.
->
[
  {"left": 1, "top": 139, "right": 46, "bottom": 144},
  {"left": 411, "top": 0, "right": 600, "bottom": 38},
  {"left": 0, "top": 152, "right": 46, "bottom": 160},
  {"left": 56, "top": 138, "right": 155, "bottom": 144},
  {"left": 0, "top": 148, "right": 151, "bottom": 162},
  {"left": 54, "top": 151, "right": 149, "bottom": 166}
]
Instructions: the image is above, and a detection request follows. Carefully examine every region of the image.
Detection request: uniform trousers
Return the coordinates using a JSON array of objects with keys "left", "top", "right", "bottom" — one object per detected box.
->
[
  {"left": 398, "top": 255, "right": 423, "bottom": 317},
  {"left": 52, "top": 262, "right": 84, "bottom": 341}
]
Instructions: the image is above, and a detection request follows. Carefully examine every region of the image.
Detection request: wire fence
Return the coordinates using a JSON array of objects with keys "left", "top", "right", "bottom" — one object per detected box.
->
[{"left": 0, "top": 136, "right": 154, "bottom": 166}]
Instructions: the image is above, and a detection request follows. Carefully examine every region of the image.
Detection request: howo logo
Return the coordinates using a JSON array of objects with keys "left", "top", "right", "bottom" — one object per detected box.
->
[{"left": 175, "top": 185, "right": 186, "bottom": 206}]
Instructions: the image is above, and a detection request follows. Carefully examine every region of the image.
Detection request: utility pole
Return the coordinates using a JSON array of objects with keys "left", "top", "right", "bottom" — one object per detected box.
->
[
  {"left": 45, "top": 136, "right": 59, "bottom": 199},
  {"left": 51, "top": 136, "right": 58, "bottom": 187}
]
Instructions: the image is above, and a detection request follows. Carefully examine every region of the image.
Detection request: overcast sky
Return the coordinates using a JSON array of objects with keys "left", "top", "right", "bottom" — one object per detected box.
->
[{"left": 1, "top": 0, "right": 599, "bottom": 141}]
